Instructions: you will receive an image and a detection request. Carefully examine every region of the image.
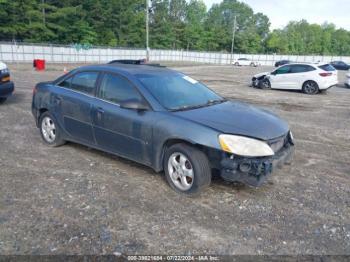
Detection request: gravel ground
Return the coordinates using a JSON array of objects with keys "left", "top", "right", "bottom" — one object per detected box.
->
[{"left": 0, "top": 63, "right": 349, "bottom": 256}]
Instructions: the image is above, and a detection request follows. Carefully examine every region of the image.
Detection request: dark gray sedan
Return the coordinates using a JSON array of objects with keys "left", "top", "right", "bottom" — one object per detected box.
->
[{"left": 32, "top": 63, "right": 294, "bottom": 195}]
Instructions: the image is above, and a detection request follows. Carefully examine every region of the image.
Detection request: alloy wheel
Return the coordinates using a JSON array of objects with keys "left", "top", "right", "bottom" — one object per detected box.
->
[
  {"left": 167, "top": 152, "right": 194, "bottom": 191},
  {"left": 41, "top": 116, "right": 56, "bottom": 143}
]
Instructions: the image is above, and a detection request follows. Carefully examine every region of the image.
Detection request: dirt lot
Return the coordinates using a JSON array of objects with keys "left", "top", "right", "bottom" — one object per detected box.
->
[{"left": 0, "top": 63, "right": 349, "bottom": 256}]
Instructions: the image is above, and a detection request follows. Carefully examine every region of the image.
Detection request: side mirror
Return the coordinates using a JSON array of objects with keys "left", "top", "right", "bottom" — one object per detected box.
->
[{"left": 120, "top": 98, "right": 149, "bottom": 111}]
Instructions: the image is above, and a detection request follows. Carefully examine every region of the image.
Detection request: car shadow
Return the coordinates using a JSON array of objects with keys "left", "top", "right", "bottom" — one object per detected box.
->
[
  {"left": 0, "top": 93, "right": 26, "bottom": 105},
  {"left": 65, "top": 141, "right": 250, "bottom": 191}
]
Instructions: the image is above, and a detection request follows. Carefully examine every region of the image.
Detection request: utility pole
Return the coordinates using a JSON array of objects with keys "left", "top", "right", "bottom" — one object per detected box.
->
[
  {"left": 230, "top": 15, "right": 237, "bottom": 64},
  {"left": 42, "top": 0, "right": 46, "bottom": 26},
  {"left": 146, "top": 0, "right": 150, "bottom": 61}
]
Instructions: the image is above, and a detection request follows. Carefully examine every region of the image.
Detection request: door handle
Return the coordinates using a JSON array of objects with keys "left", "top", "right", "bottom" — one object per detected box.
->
[
  {"left": 97, "top": 107, "right": 104, "bottom": 114},
  {"left": 96, "top": 107, "right": 104, "bottom": 121}
]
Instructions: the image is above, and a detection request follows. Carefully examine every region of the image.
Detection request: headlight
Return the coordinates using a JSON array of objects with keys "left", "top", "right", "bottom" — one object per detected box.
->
[{"left": 219, "top": 134, "right": 274, "bottom": 157}]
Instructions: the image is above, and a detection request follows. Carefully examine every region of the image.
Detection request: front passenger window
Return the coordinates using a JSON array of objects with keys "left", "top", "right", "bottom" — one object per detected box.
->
[
  {"left": 275, "top": 65, "right": 291, "bottom": 75},
  {"left": 98, "top": 73, "right": 143, "bottom": 104}
]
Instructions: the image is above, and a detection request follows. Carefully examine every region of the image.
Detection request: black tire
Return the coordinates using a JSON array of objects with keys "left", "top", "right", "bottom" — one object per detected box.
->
[
  {"left": 259, "top": 78, "right": 271, "bottom": 89},
  {"left": 39, "top": 111, "right": 66, "bottom": 147},
  {"left": 250, "top": 62, "right": 255, "bottom": 67},
  {"left": 234, "top": 62, "right": 239, "bottom": 66},
  {"left": 0, "top": 97, "right": 7, "bottom": 104},
  {"left": 164, "top": 143, "right": 211, "bottom": 196},
  {"left": 302, "top": 81, "right": 319, "bottom": 95}
]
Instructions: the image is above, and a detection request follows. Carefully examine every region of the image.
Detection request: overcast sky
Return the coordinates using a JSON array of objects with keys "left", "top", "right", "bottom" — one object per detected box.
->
[{"left": 203, "top": 0, "right": 350, "bottom": 30}]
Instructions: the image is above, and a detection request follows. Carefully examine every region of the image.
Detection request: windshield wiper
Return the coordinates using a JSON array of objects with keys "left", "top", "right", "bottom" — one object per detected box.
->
[{"left": 170, "top": 98, "right": 227, "bottom": 112}]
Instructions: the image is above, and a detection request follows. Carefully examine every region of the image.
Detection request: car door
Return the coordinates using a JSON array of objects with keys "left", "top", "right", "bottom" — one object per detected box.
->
[
  {"left": 54, "top": 71, "right": 99, "bottom": 144},
  {"left": 287, "top": 65, "right": 316, "bottom": 90},
  {"left": 241, "top": 59, "right": 249, "bottom": 66},
  {"left": 268, "top": 65, "right": 292, "bottom": 89},
  {"left": 92, "top": 72, "right": 153, "bottom": 164}
]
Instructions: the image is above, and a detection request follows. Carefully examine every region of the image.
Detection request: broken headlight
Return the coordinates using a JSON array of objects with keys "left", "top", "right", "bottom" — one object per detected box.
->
[{"left": 219, "top": 134, "right": 274, "bottom": 157}]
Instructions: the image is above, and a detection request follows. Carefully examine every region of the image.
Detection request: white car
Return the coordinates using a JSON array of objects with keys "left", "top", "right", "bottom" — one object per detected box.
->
[
  {"left": 346, "top": 71, "right": 350, "bottom": 88},
  {"left": 233, "top": 58, "right": 260, "bottom": 67},
  {"left": 252, "top": 63, "right": 338, "bottom": 94}
]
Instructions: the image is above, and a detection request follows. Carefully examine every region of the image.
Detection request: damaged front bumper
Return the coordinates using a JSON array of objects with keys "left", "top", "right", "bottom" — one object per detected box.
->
[{"left": 220, "top": 143, "right": 294, "bottom": 187}]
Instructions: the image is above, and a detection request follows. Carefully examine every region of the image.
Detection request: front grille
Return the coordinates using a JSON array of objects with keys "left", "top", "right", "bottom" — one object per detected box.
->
[{"left": 269, "top": 135, "right": 287, "bottom": 153}]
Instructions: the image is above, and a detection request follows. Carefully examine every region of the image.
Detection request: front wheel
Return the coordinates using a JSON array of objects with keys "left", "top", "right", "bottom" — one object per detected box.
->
[
  {"left": 164, "top": 143, "right": 211, "bottom": 196},
  {"left": 260, "top": 78, "right": 271, "bottom": 89},
  {"left": 234, "top": 62, "right": 239, "bottom": 66},
  {"left": 302, "top": 81, "right": 319, "bottom": 95},
  {"left": 39, "top": 112, "right": 66, "bottom": 147}
]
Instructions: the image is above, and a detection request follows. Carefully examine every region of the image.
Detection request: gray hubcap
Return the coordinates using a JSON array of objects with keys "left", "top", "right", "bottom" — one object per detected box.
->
[
  {"left": 304, "top": 82, "right": 317, "bottom": 94},
  {"left": 41, "top": 116, "right": 56, "bottom": 143},
  {"left": 168, "top": 152, "right": 194, "bottom": 191},
  {"left": 262, "top": 80, "right": 270, "bottom": 88}
]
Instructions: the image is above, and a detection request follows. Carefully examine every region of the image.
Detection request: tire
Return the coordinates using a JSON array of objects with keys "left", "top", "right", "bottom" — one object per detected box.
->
[
  {"left": 250, "top": 62, "right": 255, "bottom": 67},
  {"left": 259, "top": 78, "right": 271, "bottom": 89},
  {"left": 234, "top": 62, "right": 239, "bottom": 66},
  {"left": 302, "top": 81, "right": 319, "bottom": 95},
  {"left": 0, "top": 97, "right": 7, "bottom": 104},
  {"left": 39, "top": 111, "right": 66, "bottom": 147},
  {"left": 164, "top": 143, "right": 211, "bottom": 196}
]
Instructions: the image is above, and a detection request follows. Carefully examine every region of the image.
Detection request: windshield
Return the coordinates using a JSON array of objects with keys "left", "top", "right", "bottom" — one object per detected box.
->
[{"left": 137, "top": 73, "right": 224, "bottom": 111}]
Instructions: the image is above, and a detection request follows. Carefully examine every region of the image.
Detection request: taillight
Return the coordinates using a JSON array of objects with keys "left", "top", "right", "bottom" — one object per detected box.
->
[{"left": 319, "top": 72, "right": 332, "bottom": 77}]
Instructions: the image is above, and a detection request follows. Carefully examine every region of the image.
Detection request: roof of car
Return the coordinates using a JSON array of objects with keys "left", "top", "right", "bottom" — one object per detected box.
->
[{"left": 76, "top": 63, "right": 175, "bottom": 77}]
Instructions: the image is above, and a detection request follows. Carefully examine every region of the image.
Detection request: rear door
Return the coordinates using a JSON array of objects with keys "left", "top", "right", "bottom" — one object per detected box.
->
[
  {"left": 54, "top": 71, "right": 99, "bottom": 144},
  {"left": 92, "top": 72, "right": 153, "bottom": 164},
  {"left": 287, "top": 64, "right": 317, "bottom": 89}
]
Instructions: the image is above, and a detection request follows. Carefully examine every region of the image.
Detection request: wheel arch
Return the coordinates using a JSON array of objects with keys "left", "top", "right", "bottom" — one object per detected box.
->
[
  {"left": 35, "top": 108, "right": 49, "bottom": 127},
  {"left": 155, "top": 138, "right": 207, "bottom": 172}
]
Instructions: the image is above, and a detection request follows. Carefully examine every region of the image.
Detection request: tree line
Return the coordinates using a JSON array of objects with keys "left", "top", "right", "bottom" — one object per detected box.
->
[{"left": 0, "top": 0, "right": 349, "bottom": 55}]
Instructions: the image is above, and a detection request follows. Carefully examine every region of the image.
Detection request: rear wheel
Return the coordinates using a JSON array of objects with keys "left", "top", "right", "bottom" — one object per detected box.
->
[
  {"left": 0, "top": 97, "right": 7, "bottom": 104},
  {"left": 39, "top": 112, "right": 65, "bottom": 147},
  {"left": 164, "top": 143, "right": 211, "bottom": 196},
  {"left": 302, "top": 81, "right": 319, "bottom": 95}
]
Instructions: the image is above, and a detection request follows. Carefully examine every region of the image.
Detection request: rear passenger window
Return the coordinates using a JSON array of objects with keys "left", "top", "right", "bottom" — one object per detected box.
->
[
  {"left": 98, "top": 74, "right": 142, "bottom": 104},
  {"left": 70, "top": 72, "right": 98, "bottom": 95},
  {"left": 290, "top": 65, "right": 315, "bottom": 73}
]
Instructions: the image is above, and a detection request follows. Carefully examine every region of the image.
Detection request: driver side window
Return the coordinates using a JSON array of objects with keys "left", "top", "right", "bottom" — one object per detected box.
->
[
  {"left": 275, "top": 65, "right": 291, "bottom": 75},
  {"left": 98, "top": 73, "right": 143, "bottom": 104}
]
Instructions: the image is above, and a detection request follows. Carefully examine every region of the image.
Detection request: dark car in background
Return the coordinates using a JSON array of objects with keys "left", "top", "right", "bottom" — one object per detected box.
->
[
  {"left": 330, "top": 61, "right": 350, "bottom": 71},
  {"left": 275, "top": 60, "right": 292, "bottom": 67},
  {"left": 32, "top": 63, "right": 294, "bottom": 195},
  {"left": 0, "top": 61, "right": 15, "bottom": 103}
]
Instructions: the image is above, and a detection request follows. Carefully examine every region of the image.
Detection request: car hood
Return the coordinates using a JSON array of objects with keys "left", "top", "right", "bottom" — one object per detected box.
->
[
  {"left": 254, "top": 71, "right": 270, "bottom": 78},
  {"left": 173, "top": 101, "right": 289, "bottom": 141}
]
